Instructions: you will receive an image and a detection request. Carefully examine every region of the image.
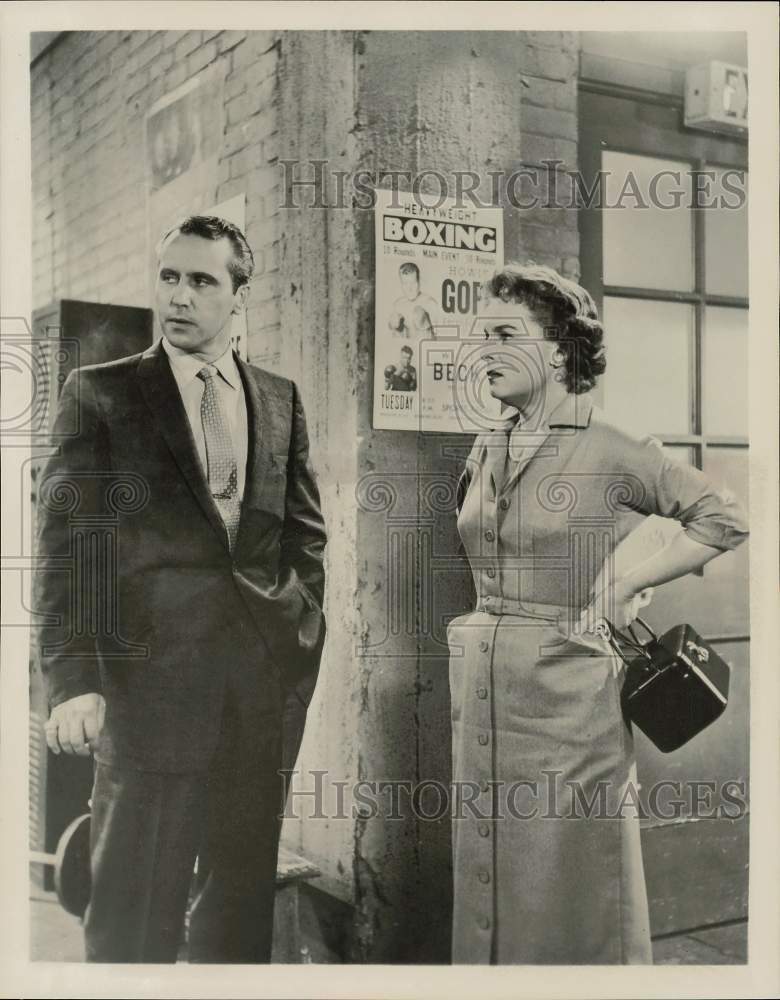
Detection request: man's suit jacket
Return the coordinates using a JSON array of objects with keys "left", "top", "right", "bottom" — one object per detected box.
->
[{"left": 34, "top": 340, "right": 327, "bottom": 775}]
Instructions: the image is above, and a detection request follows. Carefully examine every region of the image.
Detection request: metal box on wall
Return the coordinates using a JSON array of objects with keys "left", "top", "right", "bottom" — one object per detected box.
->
[
  {"left": 684, "top": 61, "right": 748, "bottom": 136},
  {"left": 31, "top": 300, "right": 156, "bottom": 413}
]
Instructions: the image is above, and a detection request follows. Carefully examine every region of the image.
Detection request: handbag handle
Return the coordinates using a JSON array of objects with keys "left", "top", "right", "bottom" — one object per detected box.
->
[
  {"left": 624, "top": 617, "right": 658, "bottom": 645},
  {"left": 597, "top": 616, "right": 658, "bottom": 669}
]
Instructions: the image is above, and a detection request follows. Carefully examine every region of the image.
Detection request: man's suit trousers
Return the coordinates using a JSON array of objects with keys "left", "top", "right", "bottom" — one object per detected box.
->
[
  {"left": 84, "top": 761, "right": 284, "bottom": 963},
  {"left": 84, "top": 670, "right": 286, "bottom": 963}
]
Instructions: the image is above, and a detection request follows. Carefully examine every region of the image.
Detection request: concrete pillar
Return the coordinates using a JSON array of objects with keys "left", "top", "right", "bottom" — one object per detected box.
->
[{"left": 277, "top": 29, "right": 579, "bottom": 962}]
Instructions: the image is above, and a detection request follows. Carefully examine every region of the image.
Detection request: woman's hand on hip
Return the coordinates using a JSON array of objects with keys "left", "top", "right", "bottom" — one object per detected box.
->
[{"left": 576, "top": 578, "right": 654, "bottom": 635}]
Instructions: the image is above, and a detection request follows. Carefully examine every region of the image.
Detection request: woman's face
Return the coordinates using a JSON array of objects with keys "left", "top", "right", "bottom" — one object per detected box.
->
[{"left": 477, "top": 295, "right": 556, "bottom": 409}]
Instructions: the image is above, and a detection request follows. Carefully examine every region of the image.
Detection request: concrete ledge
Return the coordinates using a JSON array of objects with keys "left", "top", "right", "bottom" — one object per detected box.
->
[{"left": 276, "top": 845, "right": 321, "bottom": 885}]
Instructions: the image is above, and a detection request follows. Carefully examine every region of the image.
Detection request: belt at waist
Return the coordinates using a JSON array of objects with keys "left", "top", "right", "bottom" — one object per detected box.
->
[{"left": 476, "top": 595, "right": 579, "bottom": 623}]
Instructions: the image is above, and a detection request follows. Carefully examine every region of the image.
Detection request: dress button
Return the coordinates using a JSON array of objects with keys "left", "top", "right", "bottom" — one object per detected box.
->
[
  {"left": 478, "top": 871, "right": 491, "bottom": 885},
  {"left": 478, "top": 640, "right": 489, "bottom": 652},
  {"left": 478, "top": 733, "right": 489, "bottom": 745},
  {"left": 478, "top": 916, "right": 491, "bottom": 930},
  {"left": 484, "top": 529, "right": 495, "bottom": 542},
  {"left": 477, "top": 686, "right": 488, "bottom": 699},
  {"left": 478, "top": 823, "right": 490, "bottom": 838},
  {"left": 499, "top": 498, "right": 510, "bottom": 510},
  {"left": 485, "top": 567, "right": 496, "bottom": 579}
]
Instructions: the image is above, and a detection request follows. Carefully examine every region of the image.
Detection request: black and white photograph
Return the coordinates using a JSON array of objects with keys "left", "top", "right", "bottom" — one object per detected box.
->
[{"left": 1, "top": 3, "right": 778, "bottom": 999}]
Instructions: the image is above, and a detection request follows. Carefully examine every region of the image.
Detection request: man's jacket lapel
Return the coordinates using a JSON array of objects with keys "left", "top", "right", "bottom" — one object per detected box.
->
[
  {"left": 236, "top": 356, "right": 274, "bottom": 518},
  {"left": 234, "top": 355, "right": 297, "bottom": 556}
]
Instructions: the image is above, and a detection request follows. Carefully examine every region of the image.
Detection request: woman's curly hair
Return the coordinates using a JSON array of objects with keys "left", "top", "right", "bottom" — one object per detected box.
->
[{"left": 485, "top": 263, "right": 607, "bottom": 394}]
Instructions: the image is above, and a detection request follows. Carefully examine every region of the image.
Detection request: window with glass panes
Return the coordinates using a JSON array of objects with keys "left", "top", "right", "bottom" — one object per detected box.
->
[
  {"left": 578, "top": 77, "right": 750, "bottom": 943},
  {"left": 600, "top": 150, "right": 747, "bottom": 466},
  {"left": 579, "top": 88, "right": 748, "bottom": 625}
]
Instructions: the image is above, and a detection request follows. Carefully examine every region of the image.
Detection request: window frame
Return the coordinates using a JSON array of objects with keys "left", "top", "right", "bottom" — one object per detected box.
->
[{"left": 578, "top": 87, "right": 749, "bottom": 473}]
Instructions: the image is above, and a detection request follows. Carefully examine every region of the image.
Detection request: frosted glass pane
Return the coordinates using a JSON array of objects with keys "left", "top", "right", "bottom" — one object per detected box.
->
[
  {"left": 662, "top": 444, "right": 695, "bottom": 465},
  {"left": 602, "top": 150, "right": 694, "bottom": 292},
  {"left": 704, "top": 306, "right": 748, "bottom": 437},
  {"left": 705, "top": 169, "right": 748, "bottom": 298},
  {"left": 602, "top": 297, "right": 693, "bottom": 436}
]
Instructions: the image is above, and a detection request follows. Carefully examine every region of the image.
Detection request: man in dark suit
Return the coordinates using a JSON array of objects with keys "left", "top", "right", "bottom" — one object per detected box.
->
[{"left": 34, "top": 215, "right": 327, "bottom": 963}]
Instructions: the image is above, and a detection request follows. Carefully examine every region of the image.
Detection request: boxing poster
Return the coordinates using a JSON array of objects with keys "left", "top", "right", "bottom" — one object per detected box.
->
[{"left": 372, "top": 189, "right": 504, "bottom": 432}]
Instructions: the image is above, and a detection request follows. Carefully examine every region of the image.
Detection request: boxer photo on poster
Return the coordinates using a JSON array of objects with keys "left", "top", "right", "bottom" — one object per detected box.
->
[
  {"left": 387, "top": 262, "right": 440, "bottom": 339},
  {"left": 384, "top": 344, "right": 418, "bottom": 392}
]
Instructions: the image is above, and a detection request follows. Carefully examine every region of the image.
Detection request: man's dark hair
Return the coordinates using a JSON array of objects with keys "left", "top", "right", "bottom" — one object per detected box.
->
[
  {"left": 157, "top": 215, "right": 255, "bottom": 292},
  {"left": 399, "top": 262, "right": 420, "bottom": 279},
  {"left": 401, "top": 345, "right": 413, "bottom": 357}
]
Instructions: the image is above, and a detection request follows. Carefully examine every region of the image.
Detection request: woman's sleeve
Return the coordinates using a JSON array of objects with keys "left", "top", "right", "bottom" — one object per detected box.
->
[{"left": 617, "top": 431, "right": 748, "bottom": 551}]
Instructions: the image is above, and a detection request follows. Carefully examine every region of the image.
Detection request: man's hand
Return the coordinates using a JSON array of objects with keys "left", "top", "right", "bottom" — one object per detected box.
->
[
  {"left": 44, "top": 693, "right": 105, "bottom": 757},
  {"left": 388, "top": 312, "right": 406, "bottom": 333}
]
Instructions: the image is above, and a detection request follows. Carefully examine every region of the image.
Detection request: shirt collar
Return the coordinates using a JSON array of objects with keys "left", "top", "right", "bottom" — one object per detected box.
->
[
  {"left": 497, "top": 391, "right": 594, "bottom": 436},
  {"left": 546, "top": 391, "right": 593, "bottom": 429},
  {"left": 161, "top": 336, "right": 241, "bottom": 390}
]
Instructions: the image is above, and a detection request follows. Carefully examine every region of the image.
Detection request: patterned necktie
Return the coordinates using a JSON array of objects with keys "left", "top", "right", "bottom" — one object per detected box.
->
[{"left": 197, "top": 365, "right": 241, "bottom": 551}]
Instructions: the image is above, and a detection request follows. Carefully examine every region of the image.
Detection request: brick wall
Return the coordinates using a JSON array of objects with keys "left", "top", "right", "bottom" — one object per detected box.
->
[
  {"left": 31, "top": 29, "right": 283, "bottom": 364},
  {"left": 513, "top": 31, "right": 580, "bottom": 275}
]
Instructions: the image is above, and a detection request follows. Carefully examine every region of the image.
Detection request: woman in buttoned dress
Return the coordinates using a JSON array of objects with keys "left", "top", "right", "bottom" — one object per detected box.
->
[{"left": 448, "top": 263, "right": 748, "bottom": 964}]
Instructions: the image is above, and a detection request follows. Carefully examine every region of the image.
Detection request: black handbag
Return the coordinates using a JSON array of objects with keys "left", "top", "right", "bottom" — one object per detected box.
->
[{"left": 600, "top": 617, "right": 731, "bottom": 753}]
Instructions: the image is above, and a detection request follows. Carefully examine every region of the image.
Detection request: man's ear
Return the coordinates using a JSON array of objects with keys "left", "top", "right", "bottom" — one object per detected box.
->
[{"left": 232, "top": 283, "right": 250, "bottom": 314}]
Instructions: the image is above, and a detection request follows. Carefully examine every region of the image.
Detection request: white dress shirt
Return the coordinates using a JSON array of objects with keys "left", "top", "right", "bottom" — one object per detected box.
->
[{"left": 161, "top": 337, "right": 249, "bottom": 501}]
